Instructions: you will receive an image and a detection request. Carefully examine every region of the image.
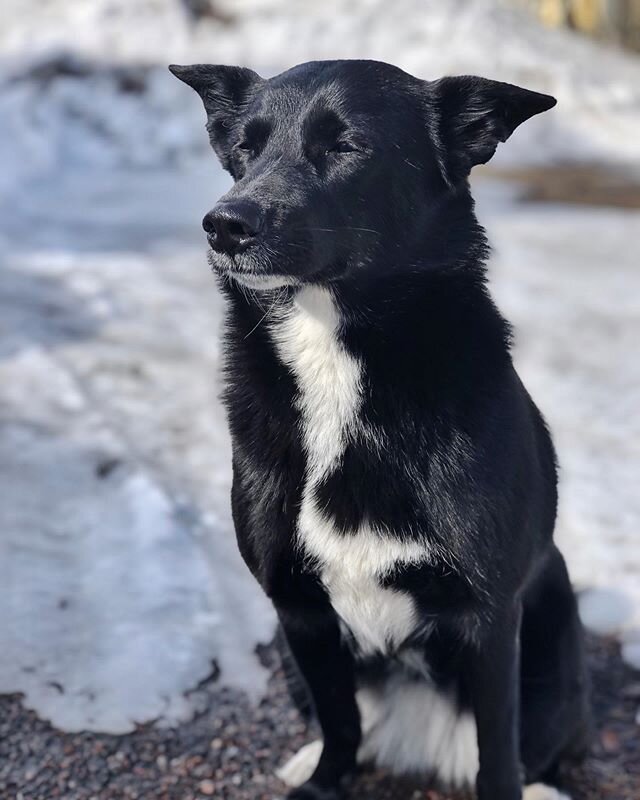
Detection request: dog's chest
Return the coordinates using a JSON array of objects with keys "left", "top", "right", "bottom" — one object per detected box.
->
[{"left": 269, "top": 287, "right": 427, "bottom": 655}]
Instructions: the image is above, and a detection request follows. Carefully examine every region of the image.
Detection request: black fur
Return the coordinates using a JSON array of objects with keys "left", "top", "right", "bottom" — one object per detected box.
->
[{"left": 170, "top": 59, "right": 590, "bottom": 800}]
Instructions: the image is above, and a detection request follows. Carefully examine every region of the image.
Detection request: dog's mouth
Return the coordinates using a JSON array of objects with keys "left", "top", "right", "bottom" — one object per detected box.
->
[
  {"left": 228, "top": 271, "right": 299, "bottom": 291},
  {"left": 207, "top": 246, "right": 299, "bottom": 292}
]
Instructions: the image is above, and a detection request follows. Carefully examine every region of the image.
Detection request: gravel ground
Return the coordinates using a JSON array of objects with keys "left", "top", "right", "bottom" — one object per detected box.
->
[{"left": 0, "top": 635, "right": 638, "bottom": 800}]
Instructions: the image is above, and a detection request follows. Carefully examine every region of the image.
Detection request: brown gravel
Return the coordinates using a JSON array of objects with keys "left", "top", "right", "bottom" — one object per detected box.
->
[{"left": 0, "top": 635, "right": 638, "bottom": 800}]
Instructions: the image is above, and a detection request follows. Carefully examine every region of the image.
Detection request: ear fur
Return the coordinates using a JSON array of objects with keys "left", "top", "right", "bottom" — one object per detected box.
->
[
  {"left": 169, "top": 63, "right": 263, "bottom": 168},
  {"left": 428, "top": 76, "right": 557, "bottom": 186}
]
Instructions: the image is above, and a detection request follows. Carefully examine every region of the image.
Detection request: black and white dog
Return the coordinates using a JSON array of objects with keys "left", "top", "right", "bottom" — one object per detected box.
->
[{"left": 170, "top": 59, "right": 590, "bottom": 800}]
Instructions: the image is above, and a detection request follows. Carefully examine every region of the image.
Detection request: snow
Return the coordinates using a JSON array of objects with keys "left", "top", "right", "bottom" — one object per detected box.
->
[
  {"left": 0, "top": 167, "right": 274, "bottom": 733},
  {"left": 0, "top": 0, "right": 638, "bottom": 734},
  {"left": 577, "top": 588, "right": 636, "bottom": 637},
  {"left": 2, "top": 0, "right": 640, "bottom": 196}
]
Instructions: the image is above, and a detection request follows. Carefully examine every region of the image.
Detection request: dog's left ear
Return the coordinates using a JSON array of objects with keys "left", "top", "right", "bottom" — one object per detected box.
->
[
  {"left": 169, "top": 63, "right": 263, "bottom": 169},
  {"left": 427, "top": 76, "right": 556, "bottom": 187}
]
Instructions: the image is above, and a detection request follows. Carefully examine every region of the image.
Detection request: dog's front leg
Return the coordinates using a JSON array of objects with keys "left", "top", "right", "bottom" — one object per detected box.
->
[
  {"left": 470, "top": 602, "right": 523, "bottom": 800},
  {"left": 276, "top": 597, "right": 360, "bottom": 800}
]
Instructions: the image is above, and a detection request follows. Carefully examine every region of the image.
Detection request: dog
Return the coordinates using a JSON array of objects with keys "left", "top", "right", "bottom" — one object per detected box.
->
[{"left": 170, "top": 59, "right": 591, "bottom": 800}]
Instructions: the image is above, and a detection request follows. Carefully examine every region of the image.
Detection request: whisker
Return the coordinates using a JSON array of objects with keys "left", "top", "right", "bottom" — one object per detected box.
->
[
  {"left": 292, "top": 226, "right": 380, "bottom": 235},
  {"left": 243, "top": 283, "right": 287, "bottom": 339}
]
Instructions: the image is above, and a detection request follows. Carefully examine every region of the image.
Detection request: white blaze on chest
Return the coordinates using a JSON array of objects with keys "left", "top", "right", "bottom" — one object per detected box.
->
[
  {"left": 270, "top": 286, "right": 362, "bottom": 478},
  {"left": 299, "top": 498, "right": 428, "bottom": 654},
  {"left": 270, "top": 287, "right": 427, "bottom": 655}
]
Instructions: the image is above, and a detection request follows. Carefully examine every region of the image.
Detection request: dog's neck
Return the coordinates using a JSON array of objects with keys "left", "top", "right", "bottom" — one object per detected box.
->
[{"left": 223, "top": 194, "right": 510, "bottom": 369}]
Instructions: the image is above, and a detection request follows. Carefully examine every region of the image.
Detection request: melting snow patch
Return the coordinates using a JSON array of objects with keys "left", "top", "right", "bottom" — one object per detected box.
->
[
  {"left": 0, "top": 346, "right": 273, "bottom": 733},
  {"left": 578, "top": 588, "right": 635, "bottom": 637},
  {"left": 0, "top": 423, "right": 216, "bottom": 732}
]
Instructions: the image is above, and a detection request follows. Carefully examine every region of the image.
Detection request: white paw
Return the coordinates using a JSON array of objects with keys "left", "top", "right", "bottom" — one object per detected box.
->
[
  {"left": 276, "top": 739, "right": 323, "bottom": 788},
  {"left": 524, "top": 783, "right": 571, "bottom": 800}
]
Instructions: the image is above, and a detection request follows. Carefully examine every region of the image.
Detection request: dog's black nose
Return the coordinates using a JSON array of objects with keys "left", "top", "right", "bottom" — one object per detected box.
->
[{"left": 203, "top": 200, "right": 264, "bottom": 254}]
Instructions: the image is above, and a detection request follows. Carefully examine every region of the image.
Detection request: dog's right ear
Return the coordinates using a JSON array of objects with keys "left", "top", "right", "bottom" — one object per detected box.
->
[{"left": 169, "top": 64, "right": 263, "bottom": 169}]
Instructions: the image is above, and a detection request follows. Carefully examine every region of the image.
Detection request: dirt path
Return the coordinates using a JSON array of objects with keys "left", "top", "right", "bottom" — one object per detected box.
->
[{"left": 482, "top": 163, "right": 640, "bottom": 209}]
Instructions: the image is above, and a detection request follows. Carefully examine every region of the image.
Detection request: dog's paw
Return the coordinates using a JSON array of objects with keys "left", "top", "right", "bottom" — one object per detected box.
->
[
  {"left": 287, "top": 782, "right": 340, "bottom": 800},
  {"left": 524, "top": 784, "right": 571, "bottom": 800},
  {"left": 277, "top": 739, "right": 323, "bottom": 787}
]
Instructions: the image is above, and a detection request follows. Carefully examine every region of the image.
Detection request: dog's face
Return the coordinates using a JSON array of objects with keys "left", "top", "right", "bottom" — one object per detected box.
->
[{"left": 170, "top": 60, "right": 555, "bottom": 291}]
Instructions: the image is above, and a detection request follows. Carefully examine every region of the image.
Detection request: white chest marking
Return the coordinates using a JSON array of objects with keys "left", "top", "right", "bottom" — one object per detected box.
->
[
  {"left": 270, "top": 287, "right": 428, "bottom": 655},
  {"left": 299, "top": 499, "right": 429, "bottom": 654},
  {"left": 270, "top": 286, "right": 361, "bottom": 478}
]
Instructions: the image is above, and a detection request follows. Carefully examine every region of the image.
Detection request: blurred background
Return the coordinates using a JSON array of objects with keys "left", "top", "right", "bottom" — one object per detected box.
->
[{"left": 0, "top": 2, "right": 638, "bottom": 798}]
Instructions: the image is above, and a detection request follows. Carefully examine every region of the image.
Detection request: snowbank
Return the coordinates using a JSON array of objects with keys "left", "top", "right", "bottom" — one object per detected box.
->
[{"left": 1, "top": 0, "right": 640, "bottom": 195}]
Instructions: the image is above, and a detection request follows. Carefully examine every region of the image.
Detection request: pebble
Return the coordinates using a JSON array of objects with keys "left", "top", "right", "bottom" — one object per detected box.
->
[{"left": 198, "top": 779, "right": 215, "bottom": 795}]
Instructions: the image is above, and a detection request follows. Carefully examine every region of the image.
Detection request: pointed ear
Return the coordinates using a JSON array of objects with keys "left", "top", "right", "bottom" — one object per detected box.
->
[
  {"left": 169, "top": 64, "right": 263, "bottom": 168},
  {"left": 427, "top": 76, "right": 556, "bottom": 186}
]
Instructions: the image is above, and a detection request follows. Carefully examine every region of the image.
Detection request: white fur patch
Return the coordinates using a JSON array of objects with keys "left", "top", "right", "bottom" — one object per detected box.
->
[
  {"left": 229, "top": 272, "right": 299, "bottom": 291},
  {"left": 270, "top": 287, "right": 429, "bottom": 655},
  {"left": 270, "top": 286, "right": 362, "bottom": 478},
  {"left": 357, "top": 679, "right": 479, "bottom": 787},
  {"left": 278, "top": 680, "right": 478, "bottom": 789},
  {"left": 299, "top": 498, "right": 428, "bottom": 654},
  {"left": 523, "top": 784, "right": 571, "bottom": 800},
  {"left": 276, "top": 739, "right": 323, "bottom": 788}
]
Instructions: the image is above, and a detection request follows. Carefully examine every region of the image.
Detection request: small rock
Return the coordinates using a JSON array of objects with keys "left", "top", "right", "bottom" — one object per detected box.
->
[
  {"left": 601, "top": 727, "right": 620, "bottom": 753},
  {"left": 198, "top": 779, "right": 215, "bottom": 796}
]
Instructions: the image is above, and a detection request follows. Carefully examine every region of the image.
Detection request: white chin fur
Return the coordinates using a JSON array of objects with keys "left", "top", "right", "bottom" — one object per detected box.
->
[
  {"left": 523, "top": 785, "right": 571, "bottom": 800},
  {"left": 229, "top": 272, "right": 298, "bottom": 290}
]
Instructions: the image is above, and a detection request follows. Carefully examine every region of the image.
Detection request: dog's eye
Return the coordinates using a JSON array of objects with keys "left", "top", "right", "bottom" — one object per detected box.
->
[
  {"left": 326, "top": 141, "right": 358, "bottom": 155},
  {"left": 237, "top": 141, "right": 253, "bottom": 153}
]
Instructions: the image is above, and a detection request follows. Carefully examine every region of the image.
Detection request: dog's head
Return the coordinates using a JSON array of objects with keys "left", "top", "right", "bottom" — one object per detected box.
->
[{"left": 170, "top": 60, "right": 555, "bottom": 291}]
